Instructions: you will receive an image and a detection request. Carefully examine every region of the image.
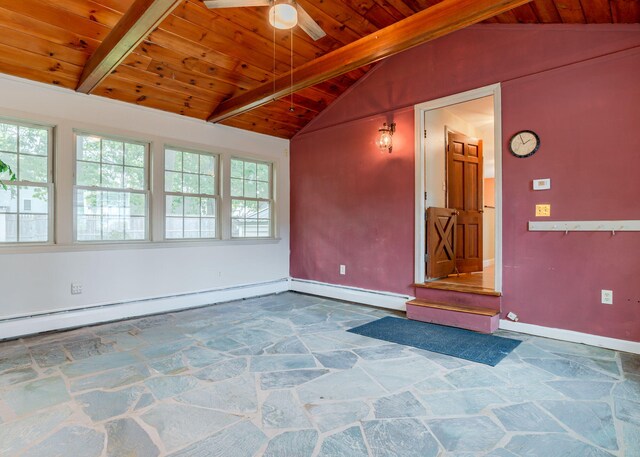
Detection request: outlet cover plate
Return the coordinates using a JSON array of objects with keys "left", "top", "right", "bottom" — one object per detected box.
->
[
  {"left": 601, "top": 289, "right": 613, "bottom": 305},
  {"left": 535, "top": 204, "right": 551, "bottom": 217}
]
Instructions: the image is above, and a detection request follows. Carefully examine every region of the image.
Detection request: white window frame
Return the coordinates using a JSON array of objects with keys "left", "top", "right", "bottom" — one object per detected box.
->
[
  {"left": 73, "top": 130, "right": 150, "bottom": 243},
  {"left": 229, "top": 156, "right": 275, "bottom": 239},
  {"left": 0, "top": 117, "right": 54, "bottom": 246},
  {"left": 163, "top": 145, "right": 220, "bottom": 240}
]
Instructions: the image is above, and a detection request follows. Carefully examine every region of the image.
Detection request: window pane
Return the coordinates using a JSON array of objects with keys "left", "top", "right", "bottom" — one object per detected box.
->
[
  {"left": 258, "top": 201, "right": 270, "bottom": 219},
  {"left": 165, "top": 149, "right": 182, "bottom": 172},
  {"left": 257, "top": 163, "right": 269, "bottom": 181},
  {"left": 103, "top": 217, "right": 125, "bottom": 240},
  {"left": 245, "top": 200, "right": 258, "bottom": 219},
  {"left": 257, "top": 181, "right": 269, "bottom": 199},
  {"left": 125, "top": 143, "right": 145, "bottom": 167},
  {"left": 0, "top": 213, "right": 17, "bottom": 242},
  {"left": 244, "top": 219, "right": 258, "bottom": 237},
  {"left": 19, "top": 155, "right": 48, "bottom": 183},
  {"left": 165, "top": 217, "right": 183, "bottom": 239},
  {"left": 76, "top": 215, "right": 100, "bottom": 241},
  {"left": 244, "top": 162, "right": 256, "bottom": 180},
  {"left": 21, "top": 186, "right": 48, "bottom": 214},
  {"left": 183, "top": 152, "right": 199, "bottom": 173},
  {"left": 231, "top": 218, "right": 243, "bottom": 237},
  {"left": 77, "top": 189, "right": 101, "bottom": 215},
  {"left": 0, "top": 152, "right": 17, "bottom": 181},
  {"left": 200, "top": 175, "right": 215, "bottom": 195},
  {"left": 184, "top": 196, "right": 200, "bottom": 216},
  {"left": 201, "top": 198, "right": 215, "bottom": 217},
  {"left": 0, "top": 124, "right": 17, "bottom": 152},
  {"left": 230, "top": 178, "right": 243, "bottom": 197},
  {"left": 102, "top": 164, "right": 123, "bottom": 188},
  {"left": 244, "top": 179, "right": 257, "bottom": 198},
  {"left": 200, "top": 155, "right": 214, "bottom": 175},
  {"left": 78, "top": 136, "right": 101, "bottom": 162},
  {"left": 166, "top": 195, "right": 183, "bottom": 216},
  {"left": 102, "top": 140, "right": 124, "bottom": 164},
  {"left": 77, "top": 161, "right": 101, "bottom": 187},
  {"left": 19, "top": 127, "right": 48, "bottom": 156},
  {"left": 19, "top": 214, "right": 48, "bottom": 242},
  {"left": 0, "top": 185, "right": 18, "bottom": 212},
  {"left": 258, "top": 219, "right": 271, "bottom": 237},
  {"left": 201, "top": 218, "right": 216, "bottom": 238},
  {"left": 129, "top": 193, "right": 146, "bottom": 217},
  {"left": 231, "top": 199, "right": 245, "bottom": 218},
  {"left": 124, "top": 166, "right": 144, "bottom": 190},
  {"left": 183, "top": 173, "right": 199, "bottom": 194},
  {"left": 126, "top": 217, "right": 145, "bottom": 240},
  {"left": 231, "top": 159, "right": 243, "bottom": 178},
  {"left": 165, "top": 171, "right": 182, "bottom": 193},
  {"left": 184, "top": 217, "right": 200, "bottom": 238}
]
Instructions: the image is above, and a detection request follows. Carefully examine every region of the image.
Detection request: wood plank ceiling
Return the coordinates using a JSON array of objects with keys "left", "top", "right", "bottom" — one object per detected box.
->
[{"left": 0, "top": 0, "right": 638, "bottom": 138}]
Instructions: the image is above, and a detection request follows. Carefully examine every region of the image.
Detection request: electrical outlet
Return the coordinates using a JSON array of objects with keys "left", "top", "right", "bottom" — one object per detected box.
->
[
  {"left": 339, "top": 265, "right": 346, "bottom": 275},
  {"left": 535, "top": 204, "right": 551, "bottom": 217},
  {"left": 71, "top": 283, "right": 83, "bottom": 295},
  {"left": 601, "top": 289, "right": 613, "bottom": 305}
]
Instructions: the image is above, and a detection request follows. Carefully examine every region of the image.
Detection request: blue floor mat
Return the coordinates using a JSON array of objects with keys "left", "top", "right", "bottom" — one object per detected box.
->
[{"left": 348, "top": 316, "right": 521, "bottom": 366}]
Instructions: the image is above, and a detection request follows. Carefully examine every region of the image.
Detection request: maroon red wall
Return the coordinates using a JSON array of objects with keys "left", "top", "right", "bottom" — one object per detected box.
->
[{"left": 290, "top": 24, "right": 640, "bottom": 341}]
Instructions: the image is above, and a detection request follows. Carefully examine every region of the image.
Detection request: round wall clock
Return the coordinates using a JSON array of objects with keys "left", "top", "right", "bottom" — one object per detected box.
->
[{"left": 509, "top": 130, "right": 540, "bottom": 158}]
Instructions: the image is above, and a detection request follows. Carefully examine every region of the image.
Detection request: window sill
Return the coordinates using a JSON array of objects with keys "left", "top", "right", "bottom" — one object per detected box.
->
[{"left": 0, "top": 237, "right": 283, "bottom": 254}]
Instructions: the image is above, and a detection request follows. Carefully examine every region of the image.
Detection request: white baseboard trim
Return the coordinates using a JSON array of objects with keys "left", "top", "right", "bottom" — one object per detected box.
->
[
  {"left": 500, "top": 319, "right": 640, "bottom": 354},
  {"left": 0, "top": 279, "right": 289, "bottom": 341},
  {"left": 290, "top": 278, "right": 412, "bottom": 311},
  {"left": 483, "top": 259, "right": 495, "bottom": 268}
]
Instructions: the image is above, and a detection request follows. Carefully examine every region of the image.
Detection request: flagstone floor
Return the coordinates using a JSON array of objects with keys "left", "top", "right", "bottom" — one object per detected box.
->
[{"left": 0, "top": 292, "right": 638, "bottom": 456}]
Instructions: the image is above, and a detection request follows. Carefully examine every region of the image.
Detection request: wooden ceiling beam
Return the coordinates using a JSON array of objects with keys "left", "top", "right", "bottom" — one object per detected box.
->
[
  {"left": 208, "top": 0, "right": 532, "bottom": 123},
  {"left": 76, "top": 0, "right": 182, "bottom": 94}
]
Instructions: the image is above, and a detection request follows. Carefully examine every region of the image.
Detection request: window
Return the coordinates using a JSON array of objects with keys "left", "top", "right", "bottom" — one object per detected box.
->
[
  {"left": 0, "top": 120, "right": 52, "bottom": 243},
  {"left": 74, "top": 133, "right": 148, "bottom": 241},
  {"left": 164, "top": 147, "right": 218, "bottom": 239},
  {"left": 230, "top": 157, "right": 273, "bottom": 238}
]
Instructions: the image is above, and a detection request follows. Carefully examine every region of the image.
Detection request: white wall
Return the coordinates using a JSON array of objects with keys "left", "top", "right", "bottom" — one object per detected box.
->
[
  {"left": 476, "top": 122, "right": 495, "bottom": 179},
  {"left": 0, "top": 75, "right": 290, "bottom": 320}
]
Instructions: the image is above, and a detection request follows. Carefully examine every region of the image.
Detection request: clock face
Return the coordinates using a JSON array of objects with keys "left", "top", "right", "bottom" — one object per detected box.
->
[{"left": 509, "top": 130, "right": 540, "bottom": 158}]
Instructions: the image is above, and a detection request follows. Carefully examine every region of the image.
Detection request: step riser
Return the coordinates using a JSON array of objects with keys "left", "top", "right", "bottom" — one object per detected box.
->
[
  {"left": 414, "top": 288, "right": 501, "bottom": 311},
  {"left": 407, "top": 304, "right": 499, "bottom": 334}
]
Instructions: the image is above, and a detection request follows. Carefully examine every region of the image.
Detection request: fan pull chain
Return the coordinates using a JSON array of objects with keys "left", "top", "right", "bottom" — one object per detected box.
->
[
  {"left": 272, "top": 12, "right": 276, "bottom": 101},
  {"left": 289, "top": 30, "right": 294, "bottom": 112}
]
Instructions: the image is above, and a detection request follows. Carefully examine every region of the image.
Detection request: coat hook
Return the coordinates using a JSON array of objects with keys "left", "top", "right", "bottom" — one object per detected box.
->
[{"left": 612, "top": 230, "right": 616, "bottom": 236}]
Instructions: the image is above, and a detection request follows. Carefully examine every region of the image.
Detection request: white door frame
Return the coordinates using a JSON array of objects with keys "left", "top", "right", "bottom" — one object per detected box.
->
[{"left": 413, "top": 83, "right": 503, "bottom": 292}]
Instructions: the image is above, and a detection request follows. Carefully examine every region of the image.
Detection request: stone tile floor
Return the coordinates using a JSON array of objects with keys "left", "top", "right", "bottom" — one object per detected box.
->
[{"left": 0, "top": 291, "right": 638, "bottom": 456}]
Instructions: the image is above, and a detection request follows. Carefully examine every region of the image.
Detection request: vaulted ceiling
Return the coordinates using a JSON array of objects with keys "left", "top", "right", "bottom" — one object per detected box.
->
[{"left": 0, "top": 0, "right": 638, "bottom": 138}]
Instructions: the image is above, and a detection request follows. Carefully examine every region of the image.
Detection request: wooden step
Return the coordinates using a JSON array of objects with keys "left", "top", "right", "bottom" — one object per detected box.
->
[
  {"left": 406, "top": 299, "right": 500, "bottom": 334},
  {"left": 414, "top": 282, "right": 502, "bottom": 297},
  {"left": 406, "top": 299, "right": 499, "bottom": 316}
]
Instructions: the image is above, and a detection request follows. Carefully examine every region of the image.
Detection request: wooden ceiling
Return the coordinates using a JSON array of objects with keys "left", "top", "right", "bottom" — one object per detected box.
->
[{"left": 0, "top": 0, "right": 638, "bottom": 139}]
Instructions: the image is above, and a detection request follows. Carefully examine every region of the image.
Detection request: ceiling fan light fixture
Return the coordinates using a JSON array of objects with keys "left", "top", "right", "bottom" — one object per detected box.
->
[{"left": 269, "top": 3, "right": 298, "bottom": 29}]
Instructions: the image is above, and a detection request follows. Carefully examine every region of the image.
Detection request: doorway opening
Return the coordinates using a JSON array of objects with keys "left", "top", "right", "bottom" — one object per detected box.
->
[{"left": 414, "top": 84, "right": 502, "bottom": 293}]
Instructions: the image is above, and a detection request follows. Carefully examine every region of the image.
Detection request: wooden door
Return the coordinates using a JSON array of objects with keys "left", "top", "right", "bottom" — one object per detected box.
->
[
  {"left": 447, "top": 132, "right": 483, "bottom": 273},
  {"left": 426, "top": 207, "right": 457, "bottom": 280}
]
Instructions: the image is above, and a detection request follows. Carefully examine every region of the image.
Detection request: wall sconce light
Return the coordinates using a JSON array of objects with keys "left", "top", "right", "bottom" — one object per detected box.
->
[{"left": 377, "top": 122, "right": 395, "bottom": 153}]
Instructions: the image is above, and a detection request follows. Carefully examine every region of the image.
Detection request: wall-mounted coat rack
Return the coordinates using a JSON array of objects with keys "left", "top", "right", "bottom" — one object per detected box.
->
[{"left": 529, "top": 220, "right": 640, "bottom": 235}]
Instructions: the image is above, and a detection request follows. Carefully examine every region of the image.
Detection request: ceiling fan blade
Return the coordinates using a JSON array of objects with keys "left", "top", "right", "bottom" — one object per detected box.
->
[
  {"left": 295, "top": 4, "right": 326, "bottom": 41},
  {"left": 204, "top": 0, "right": 270, "bottom": 8}
]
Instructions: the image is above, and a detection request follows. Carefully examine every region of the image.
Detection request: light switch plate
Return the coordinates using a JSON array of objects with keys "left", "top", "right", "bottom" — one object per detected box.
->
[
  {"left": 535, "top": 204, "right": 551, "bottom": 217},
  {"left": 533, "top": 178, "right": 551, "bottom": 190}
]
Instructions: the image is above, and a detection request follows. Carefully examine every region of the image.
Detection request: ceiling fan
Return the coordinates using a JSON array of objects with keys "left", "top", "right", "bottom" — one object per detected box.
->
[{"left": 203, "top": 0, "right": 327, "bottom": 41}]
